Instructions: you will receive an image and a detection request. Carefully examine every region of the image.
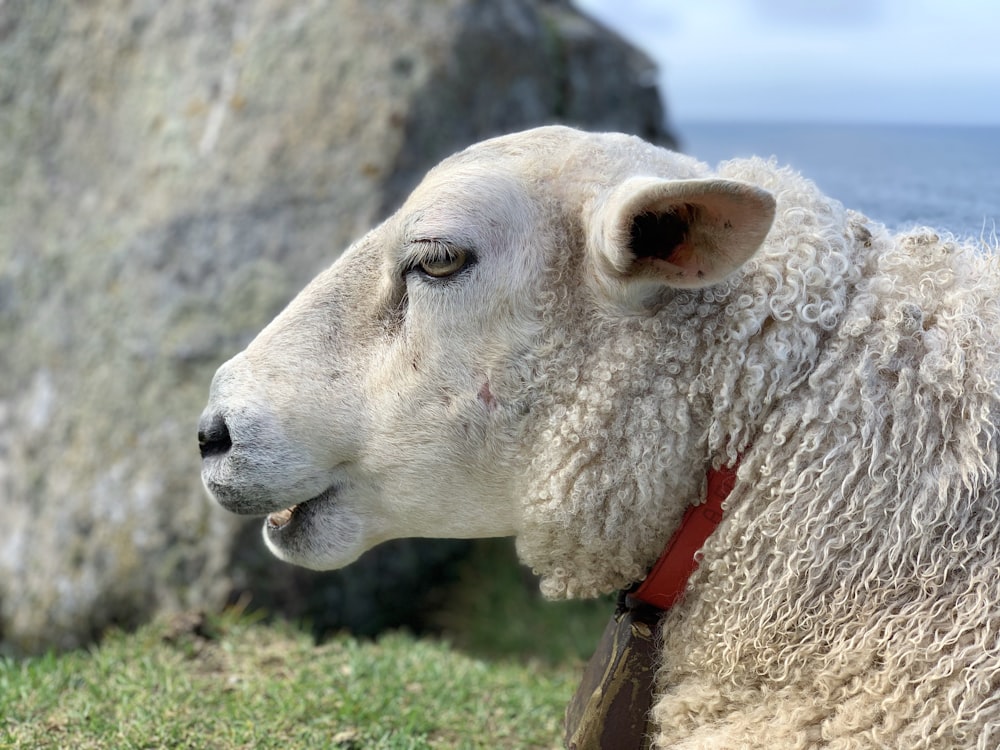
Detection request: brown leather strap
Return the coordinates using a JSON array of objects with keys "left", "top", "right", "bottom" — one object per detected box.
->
[{"left": 565, "top": 595, "right": 660, "bottom": 750}]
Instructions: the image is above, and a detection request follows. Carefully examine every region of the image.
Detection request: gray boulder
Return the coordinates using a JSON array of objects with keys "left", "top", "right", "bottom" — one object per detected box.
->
[{"left": 0, "top": 0, "right": 675, "bottom": 654}]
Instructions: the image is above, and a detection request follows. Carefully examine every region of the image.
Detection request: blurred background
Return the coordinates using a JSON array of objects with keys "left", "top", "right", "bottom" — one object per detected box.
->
[{"left": 1, "top": 0, "right": 997, "bottom": 657}]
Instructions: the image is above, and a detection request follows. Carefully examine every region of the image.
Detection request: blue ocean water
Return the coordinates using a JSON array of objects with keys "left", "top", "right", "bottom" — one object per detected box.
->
[{"left": 677, "top": 122, "right": 1000, "bottom": 241}]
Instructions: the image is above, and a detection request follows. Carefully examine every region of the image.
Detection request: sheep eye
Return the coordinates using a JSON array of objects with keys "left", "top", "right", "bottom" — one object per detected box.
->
[{"left": 417, "top": 247, "right": 470, "bottom": 278}]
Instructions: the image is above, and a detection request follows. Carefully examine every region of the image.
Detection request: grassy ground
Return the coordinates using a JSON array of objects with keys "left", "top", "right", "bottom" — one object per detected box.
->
[{"left": 1, "top": 540, "right": 612, "bottom": 749}]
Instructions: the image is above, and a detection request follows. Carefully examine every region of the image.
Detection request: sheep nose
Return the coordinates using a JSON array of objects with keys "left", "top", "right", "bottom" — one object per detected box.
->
[{"left": 198, "top": 412, "right": 232, "bottom": 459}]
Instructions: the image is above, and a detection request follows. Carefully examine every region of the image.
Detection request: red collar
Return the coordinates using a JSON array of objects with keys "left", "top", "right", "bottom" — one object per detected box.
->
[
  {"left": 629, "top": 461, "right": 739, "bottom": 610},
  {"left": 563, "top": 461, "right": 741, "bottom": 746}
]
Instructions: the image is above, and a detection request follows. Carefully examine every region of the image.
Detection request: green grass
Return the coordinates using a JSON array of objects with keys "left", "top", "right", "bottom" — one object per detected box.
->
[{"left": 0, "top": 540, "right": 613, "bottom": 749}]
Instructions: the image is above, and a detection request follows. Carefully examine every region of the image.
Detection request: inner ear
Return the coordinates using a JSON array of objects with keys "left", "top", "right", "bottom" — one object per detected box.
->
[
  {"left": 591, "top": 176, "right": 776, "bottom": 291},
  {"left": 629, "top": 205, "right": 696, "bottom": 265}
]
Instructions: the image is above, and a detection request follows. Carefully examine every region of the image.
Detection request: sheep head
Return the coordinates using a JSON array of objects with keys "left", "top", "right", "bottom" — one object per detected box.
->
[{"left": 198, "top": 126, "right": 774, "bottom": 593}]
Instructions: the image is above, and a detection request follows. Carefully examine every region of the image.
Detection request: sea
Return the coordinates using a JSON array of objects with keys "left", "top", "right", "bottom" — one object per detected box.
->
[{"left": 675, "top": 122, "right": 1000, "bottom": 242}]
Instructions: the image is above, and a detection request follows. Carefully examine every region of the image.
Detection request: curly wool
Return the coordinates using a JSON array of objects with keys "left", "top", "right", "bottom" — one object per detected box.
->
[{"left": 515, "top": 156, "right": 1000, "bottom": 747}]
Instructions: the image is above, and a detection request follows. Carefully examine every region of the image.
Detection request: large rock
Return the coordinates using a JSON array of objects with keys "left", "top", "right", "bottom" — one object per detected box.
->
[{"left": 0, "top": 0, "right": 675, "bottom": 654}]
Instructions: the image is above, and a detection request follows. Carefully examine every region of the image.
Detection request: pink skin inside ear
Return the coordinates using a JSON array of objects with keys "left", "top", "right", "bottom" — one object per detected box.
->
[
  {"left": 660, "top": 241, "right": 700, "bottom": 277},
  {"left": 632, "top": 241, "right": 704, "bottom": 281}
]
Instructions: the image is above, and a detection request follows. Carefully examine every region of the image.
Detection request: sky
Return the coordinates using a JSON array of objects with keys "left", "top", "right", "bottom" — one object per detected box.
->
[{"left": 574, "top": 0, "right": 1000, "bottom": 126}]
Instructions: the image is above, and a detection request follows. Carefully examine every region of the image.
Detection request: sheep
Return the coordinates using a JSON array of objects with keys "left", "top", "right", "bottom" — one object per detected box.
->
[{"left": 199, "top": 125, "right": 1000, "bottom": 748}]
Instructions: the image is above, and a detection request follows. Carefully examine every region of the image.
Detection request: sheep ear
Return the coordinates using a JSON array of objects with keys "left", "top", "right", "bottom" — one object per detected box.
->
[{"left": 591, "top": 177, "right": 776, "bottom": 290}]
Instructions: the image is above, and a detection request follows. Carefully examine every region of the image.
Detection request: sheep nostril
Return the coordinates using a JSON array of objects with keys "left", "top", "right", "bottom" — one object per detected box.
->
[{"left": 198, "top": 413, "right": 232, "bottom": 459}]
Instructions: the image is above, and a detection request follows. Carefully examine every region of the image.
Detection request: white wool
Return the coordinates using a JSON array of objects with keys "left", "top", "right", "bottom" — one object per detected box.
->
[{"left": 513, "top": 155, "right": 1000, "bottom": 747}]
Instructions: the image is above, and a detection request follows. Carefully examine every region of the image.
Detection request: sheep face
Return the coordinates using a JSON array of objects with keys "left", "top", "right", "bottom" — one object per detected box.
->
[{"left": 198, "top": 126, "right": 774, "bottom": 575}]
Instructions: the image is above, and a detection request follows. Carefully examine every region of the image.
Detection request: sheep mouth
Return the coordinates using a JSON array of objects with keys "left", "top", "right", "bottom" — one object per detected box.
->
[
  {"left": 266, "top": 505, "right": 298, "bottom": 529},
  {"left": 265, "top": 485, "right": 338, "bottom": 531}
]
